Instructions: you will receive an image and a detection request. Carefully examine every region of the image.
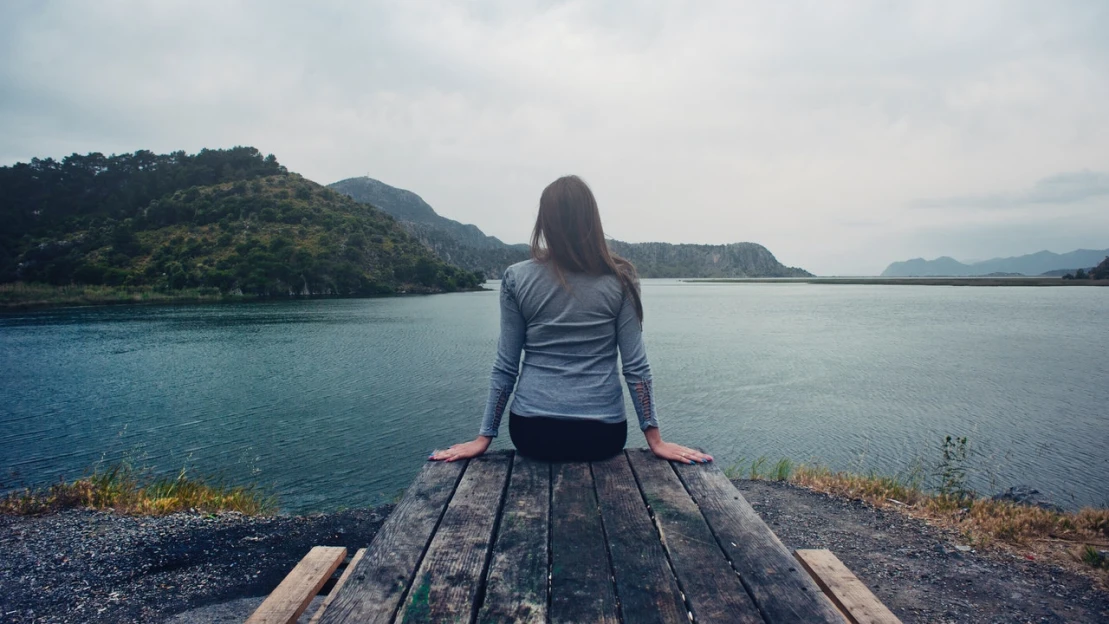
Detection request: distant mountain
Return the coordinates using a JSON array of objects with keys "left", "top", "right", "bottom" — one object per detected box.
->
[
  {"left": 330, "top": 176, "right": 813, "bottom": 279},
  {"left": 882, "top": 249, "right": 1109, "bottom": 277},
  {"left": 606, "top": 240, "right": 812, "bottom": 278},
  {"left": 330, "top": 177, "right": 528, "bottom": 278}
]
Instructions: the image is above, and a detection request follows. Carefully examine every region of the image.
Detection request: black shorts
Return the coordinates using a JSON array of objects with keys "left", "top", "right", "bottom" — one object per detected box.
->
[{"left": 509, "top": 412, "right": 627, "bottom": 462}]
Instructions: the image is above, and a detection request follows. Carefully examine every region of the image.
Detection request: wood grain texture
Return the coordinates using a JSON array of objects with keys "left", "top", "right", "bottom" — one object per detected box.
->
[
  {"left": 307, "top": 548, "right": 366, "bottom": 624},
  {"left": 395, "top": 452, "right": 512, "bottom": 624},
  {"left": 675, "top": 462, "right": 843, "bottom": 623},
  {"left": 592, "top": 452, "right": 688, "bottom": 624},
  {"left": 246, "top": 546, "right": 346, "bottom": 624},
  {"left": 795, "top": 549, "right": 899, "bottom": 624},
  {"left": 550, "top": 461, "right": 619, "bottom": 624},
  {"left": 626, "top": 449, "right": 763, "bottom": 624},
  {"left": 317, "top": 459, "right": 466, "bottom": 624},
  {"left": 476, "top": 454, "right": 550, "bottom": 624}
]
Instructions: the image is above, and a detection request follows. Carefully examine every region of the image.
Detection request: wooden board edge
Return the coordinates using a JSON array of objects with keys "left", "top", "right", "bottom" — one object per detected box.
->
[
  {"left": 307, "top": 548, "right": 367, "bottom": 624},
  {"left": 246, "top": 546, "right": 347, "bottom": 624},
  {"left": 794, "top": 549, "right": 901, "bottom": 624}
]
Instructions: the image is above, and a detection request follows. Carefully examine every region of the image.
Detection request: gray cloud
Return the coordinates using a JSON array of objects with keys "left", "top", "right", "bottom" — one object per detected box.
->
[
  {"left": 912, "top": 171, "right": 1109, "bottom": 208},
  {"left": 2, "top": 1, "right": 1108, "bottom": 275}
]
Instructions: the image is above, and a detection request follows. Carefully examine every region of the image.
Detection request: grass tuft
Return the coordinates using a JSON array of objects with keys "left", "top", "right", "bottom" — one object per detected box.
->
[{"left": 0, "top": 461, "right": 275, "bottom": 516}]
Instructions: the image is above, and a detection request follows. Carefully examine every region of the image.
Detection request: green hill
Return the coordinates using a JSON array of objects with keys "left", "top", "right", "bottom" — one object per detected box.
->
[
  {"left": 330, "top": 176, "right": 529, "bottom": 278},
  {"left": 0, "top": 148, "right": 483, "bottom": 301}
]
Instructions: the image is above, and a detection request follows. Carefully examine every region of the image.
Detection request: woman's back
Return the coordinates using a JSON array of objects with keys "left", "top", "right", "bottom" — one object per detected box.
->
[
  {"left": 505, "top": 259, "right": 631, "bottom": 421},
  {"left": 432, "top": 175, "right": 711, "bottom": 467}
]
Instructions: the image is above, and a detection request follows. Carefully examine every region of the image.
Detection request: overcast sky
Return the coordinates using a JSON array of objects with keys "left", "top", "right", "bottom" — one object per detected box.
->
[{"left": 2, "top": 1, "right": 1107, "bottom": 275}]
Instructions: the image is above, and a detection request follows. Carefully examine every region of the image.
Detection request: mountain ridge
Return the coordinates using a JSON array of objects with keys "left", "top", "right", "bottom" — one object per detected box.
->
[
  {"left": 329, "top": 176, "right": 811, "bottom": 279},
  {"left": 882, "top": 248, "right": 1109, "bottom": 277}
]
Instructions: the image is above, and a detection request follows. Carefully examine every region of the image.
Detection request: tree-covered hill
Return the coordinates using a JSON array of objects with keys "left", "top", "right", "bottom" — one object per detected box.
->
[
  {"left": 0, "top": 148, "right": 483, "bottom": 297},
  {"left": 330, "top": 176, "right": 814, "bottom": 279},
  {"left": 606, "top": 240, "right": 812, "bottom": 278},
  {"left": 330, "top": 176, "right": 529, "bottom": 278}
]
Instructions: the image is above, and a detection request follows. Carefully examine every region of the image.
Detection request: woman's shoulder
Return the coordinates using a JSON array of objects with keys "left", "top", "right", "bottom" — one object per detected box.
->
[{"left": 506, "top": 258, "right": 538, "bottom": 274}]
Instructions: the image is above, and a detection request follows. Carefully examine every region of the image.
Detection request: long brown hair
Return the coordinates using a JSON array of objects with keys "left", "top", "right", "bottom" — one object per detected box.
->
[{"left": 530, "top": 175, "right": 644, "bottom": 321}]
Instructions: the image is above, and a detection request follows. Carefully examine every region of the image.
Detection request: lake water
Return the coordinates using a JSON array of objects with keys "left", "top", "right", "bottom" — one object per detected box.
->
[{"left": 1, "top": 281, "right": 1106, "bottom": 512}]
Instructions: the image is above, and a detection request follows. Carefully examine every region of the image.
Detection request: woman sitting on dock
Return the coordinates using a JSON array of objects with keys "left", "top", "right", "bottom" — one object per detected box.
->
[{"left": 431, "top": 175, "right": 713, "bottom": 465}]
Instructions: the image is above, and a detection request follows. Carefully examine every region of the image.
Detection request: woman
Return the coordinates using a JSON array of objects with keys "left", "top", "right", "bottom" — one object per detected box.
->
[{"left": 430, "top": 175, "right": 713, "bottom": 465}]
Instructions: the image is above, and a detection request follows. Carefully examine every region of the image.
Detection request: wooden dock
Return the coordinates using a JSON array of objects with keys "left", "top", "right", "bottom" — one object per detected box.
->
[{"left": 249, "top": 449, "right": 899, "bottom": 624}]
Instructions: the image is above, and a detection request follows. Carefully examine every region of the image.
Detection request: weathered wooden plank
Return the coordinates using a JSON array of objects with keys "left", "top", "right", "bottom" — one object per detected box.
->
[
  {"left": 317, "top": 459, "right": 466, "bottom": 624},
  {"left": 476, "top": 454, "right": 550, "bottom": 624},
  {"left": 396, "top": 452, "right": 513, "bottom": 623},
  {"left": 308, "top": 548, "right": 366, "bottom": 624},
  {"left": 592, "top": 452, "right": 688, "bottom": 624},
  {"left": 626, "top": 449, "right": 763, "bottom": 624},
  {"left": 675, "top": 462, "right": 843, "bottom": 623},
  {"left": 247, "top": 546, "right": 347, "bottom": 624},
  {"left": 795, "top": 549, "right": 899, "bottom": 624},
  {"left": 549, "top": 462, "right": 619, "bottom": 624}
]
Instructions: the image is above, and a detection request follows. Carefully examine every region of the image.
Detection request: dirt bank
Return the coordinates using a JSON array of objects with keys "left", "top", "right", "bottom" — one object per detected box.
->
[{"left": 737, "top": 479, "right": 1109, "bottom": 623}]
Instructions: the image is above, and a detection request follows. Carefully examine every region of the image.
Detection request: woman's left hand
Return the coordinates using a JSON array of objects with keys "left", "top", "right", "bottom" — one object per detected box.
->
[{"left": 429, "top": 436, "right": 491, "bottom": 462}]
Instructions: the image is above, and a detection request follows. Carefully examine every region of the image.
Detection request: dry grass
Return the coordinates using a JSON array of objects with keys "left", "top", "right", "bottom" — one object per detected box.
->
[
  {"left": 0, "top": 462, "right": 275, "bottom": 516},
  {"left": 788, "top": 463, "right": 1109, "bottom": 586}
]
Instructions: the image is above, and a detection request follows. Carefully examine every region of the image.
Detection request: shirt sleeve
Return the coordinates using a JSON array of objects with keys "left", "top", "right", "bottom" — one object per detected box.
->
[
  {"left": 616, "top": 290, "right": 659, "bottom": 431},
  {"left": 478, "top": 267, "right": 526, "bottom": 437}
]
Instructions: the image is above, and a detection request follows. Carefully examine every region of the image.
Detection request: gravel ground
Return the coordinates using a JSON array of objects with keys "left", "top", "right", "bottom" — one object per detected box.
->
[
  {"left": 2, "top": 482, "right": 1107, "bottom": 623},
  {"left": 736, "top": 479, "right": 1109, "bottom": 623},
  {"left": 0, "top": 507, "right": 390, "bottom": 623}
]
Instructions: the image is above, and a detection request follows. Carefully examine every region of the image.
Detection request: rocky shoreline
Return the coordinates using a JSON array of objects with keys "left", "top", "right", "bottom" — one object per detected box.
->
[
  {"left": 0, "top": 507, "right": 391, "bottom": 623},
  {"left": 2, "top": 480, "right": 1106, "bottom": 623}
]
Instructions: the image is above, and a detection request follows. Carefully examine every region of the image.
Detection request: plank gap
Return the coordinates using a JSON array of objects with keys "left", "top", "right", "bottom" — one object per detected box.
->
[
  {"left": 588, "top": 461, "right": 625, "bottom": 623},
  {"left": 469, "top": 451, "right": 517, "bottom": 624},
  {"left": 308, "top": 548, "right": 366, "bottom": 624},
  {"left": 384, "top": 458, "right": 469, "bottom": 624},
  {"left": 624, "top": 450, "right": 698, "bottom": 623},
  {"left": 543, "top": 458, "right": 552, "bottom": 624},
  {"left": 546, "top": 461, "right": 553, "bottom": 624},
  {"left": 667, "top": 459, "right": 768, "bottom": 622},
  {"left": 672, "top": 462, "right": 842, "bottom": 622}
]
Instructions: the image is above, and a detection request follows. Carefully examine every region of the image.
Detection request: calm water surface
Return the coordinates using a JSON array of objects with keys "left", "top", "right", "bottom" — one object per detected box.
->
[{"left": 1, "top": 281, "right": 1106, "bottom": 512}]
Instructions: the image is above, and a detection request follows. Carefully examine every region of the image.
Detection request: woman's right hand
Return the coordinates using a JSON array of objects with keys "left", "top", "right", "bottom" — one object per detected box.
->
[{"left": 429, "top": 436, "right": 492, "bottom": 462}]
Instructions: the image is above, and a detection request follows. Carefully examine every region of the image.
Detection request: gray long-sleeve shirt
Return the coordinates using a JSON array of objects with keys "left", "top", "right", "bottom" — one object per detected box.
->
[{"left": 479, "top": 259, "right": 659, "bottom": 437}]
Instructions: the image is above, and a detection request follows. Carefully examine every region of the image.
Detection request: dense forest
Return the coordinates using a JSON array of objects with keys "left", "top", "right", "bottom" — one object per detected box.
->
[{"left": 0, "top": 148, "right": 483, "bottom": 297}]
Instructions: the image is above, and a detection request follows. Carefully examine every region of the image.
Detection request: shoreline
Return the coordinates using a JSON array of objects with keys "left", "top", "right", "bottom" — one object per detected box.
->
[
  {"left": 2, "top": 479, "right": 1106, "bottom": 623},
  {"left": 0, "top": 283, "right": 491, "bottom": 311},
  {"left": 682, "top": 277, "right": 1109, "bottom": 286}
]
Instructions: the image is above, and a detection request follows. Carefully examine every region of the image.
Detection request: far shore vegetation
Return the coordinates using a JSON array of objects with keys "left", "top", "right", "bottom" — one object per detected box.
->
[
  {"left": 1, "top": 148, "right": 484, "bottom": 308},
  {"left": 0, "top": 460, "right": 275, "bottom": 516},
  {"left": 0, "top": 280, "right": 487, "bottom": 310},
  {"left": 0, "top": 282, "right": 242, "bottom": 309}
]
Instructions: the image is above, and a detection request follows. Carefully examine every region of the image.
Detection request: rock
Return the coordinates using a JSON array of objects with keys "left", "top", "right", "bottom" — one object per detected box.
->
[{"left": 991, "top": 486, "right": 1065, "bottom": 513}]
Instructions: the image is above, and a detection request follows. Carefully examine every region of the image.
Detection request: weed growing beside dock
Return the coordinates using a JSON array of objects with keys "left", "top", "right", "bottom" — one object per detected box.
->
[{"left": 0, "top": 461, "right": 275, "bottom": 516}]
